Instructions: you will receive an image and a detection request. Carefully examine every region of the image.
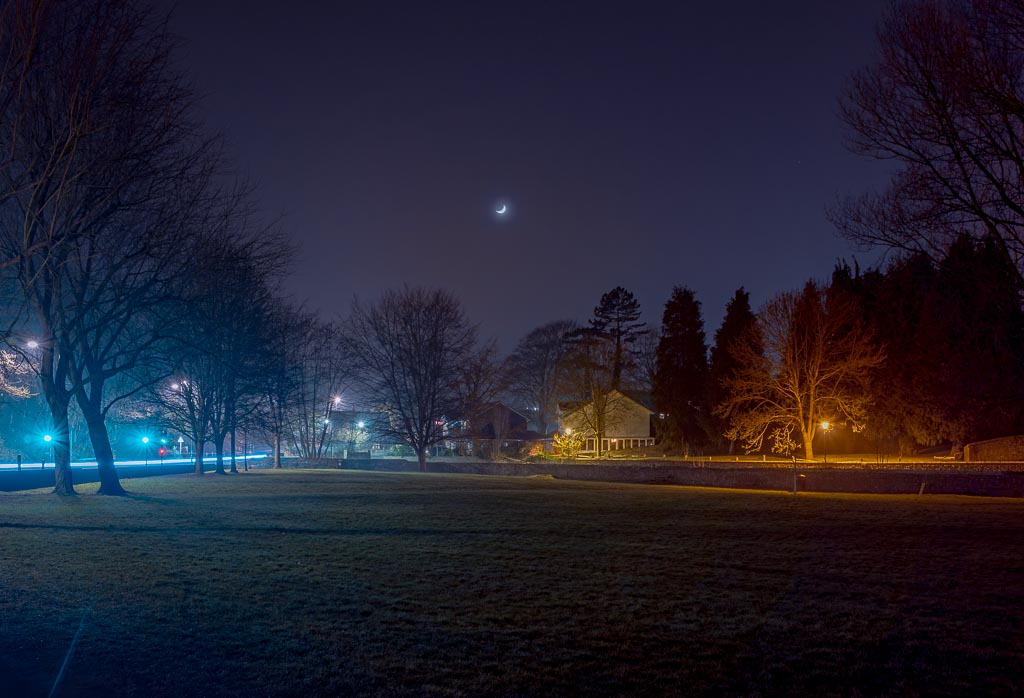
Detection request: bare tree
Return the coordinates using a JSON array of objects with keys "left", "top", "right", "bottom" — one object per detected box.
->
[
  {"left": 833, "top": 0, "right": 1024, "bottom": 284},
  {"left": 154, "top": 225, "right": 289, "bottom": 475},
  {"left": 717, "top": 281, "right": 884, "bottom": 459},
  {"left": 559, "top": 330, "right": 631, "bottom": 457},
  {"left": 255, "top": 302, "right": 306, "bottom": 469},
  {"left": 285, "top": 317, "right": 349, "bottom": 462},
  {"left": 0, "top": 0, "right": 223, "bottom": 494},
  {"left": 346, "top": 286, "right": 477, "bottom": 471},
  {"left": 0, "top": 0, "right": 57, "bottom": 232},
  {"left": 0, "top": 349, "right": 30, "bottom": 397},
  {"left": 630, "top": 325, "right": 659, "bottom": 394},
  {"left": 503, "top": 319, "right": 576, "bottom": 434},
  {"left": 453, "top": 339, "right": 506, "bottom": 455}
]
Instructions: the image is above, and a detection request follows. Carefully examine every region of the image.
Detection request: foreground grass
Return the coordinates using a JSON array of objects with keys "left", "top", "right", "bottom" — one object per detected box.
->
[{"left": 1, "top": 471, "right": 1022, "bottom": 696}]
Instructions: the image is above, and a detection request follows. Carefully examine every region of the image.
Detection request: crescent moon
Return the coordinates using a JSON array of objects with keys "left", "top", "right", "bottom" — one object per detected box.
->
[{"left": 496, "top": 204, "right": 507, "bottom": 214}]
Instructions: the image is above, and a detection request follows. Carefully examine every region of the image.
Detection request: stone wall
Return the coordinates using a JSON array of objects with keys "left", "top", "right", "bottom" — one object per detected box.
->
[
  {"left": 964, "top": 435, "right": 1024, "bottom": 462},
  {"left": 341, "top": 458, "right": 1024, "bottom": 498}
]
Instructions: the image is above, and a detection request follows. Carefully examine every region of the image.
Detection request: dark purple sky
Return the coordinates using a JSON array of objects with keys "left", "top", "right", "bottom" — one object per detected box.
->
[{"left": 163, "top": 0, "right": 890, "bottom": 349}]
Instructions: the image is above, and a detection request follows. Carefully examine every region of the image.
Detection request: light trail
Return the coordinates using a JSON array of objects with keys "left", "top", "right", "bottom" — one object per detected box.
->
[{"left": 0, "top": 454, "right": 267, "bottom": 470}]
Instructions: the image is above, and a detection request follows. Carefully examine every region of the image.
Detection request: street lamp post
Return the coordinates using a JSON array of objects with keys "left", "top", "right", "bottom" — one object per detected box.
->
[
  {"left": 142, "top": 436, "right": 150, "bottom": 466},
  {"left": 821, "top": 422, "right": 831, "bottom": 464}
]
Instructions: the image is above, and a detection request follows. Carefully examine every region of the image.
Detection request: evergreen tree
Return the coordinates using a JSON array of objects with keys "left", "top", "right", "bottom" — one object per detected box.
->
[
  {"left": 840, "top": 237, "right": 1024, "bottom": 456},
  {"left": 653, "top": 286, "right": 709, "bottom": 453},
  {"left": 579, "top": 286, "right": 646, "bottom": 390},
  {"left": 561, "top": 287, "right": 646, "bottom": 456},
  {"left": 708, "top": 288, "right": 758, "bottom": 451},
  {"left": 905, "top": 236, "right": 1024, "bottom": 450}
]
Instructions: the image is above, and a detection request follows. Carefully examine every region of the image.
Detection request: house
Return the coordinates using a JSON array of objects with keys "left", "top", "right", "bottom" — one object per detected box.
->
[
  {"left": 443, "top": 402, "right": 539, "bottom": 457},
  {"left": 470, "top": 403, "right": 530, "bottom": 439},
  {"left": 559, "top": 389, "right": 656, "bottom": 453}
]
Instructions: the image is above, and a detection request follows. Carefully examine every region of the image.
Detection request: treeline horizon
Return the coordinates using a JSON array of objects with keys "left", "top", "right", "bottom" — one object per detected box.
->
[{"left": 3, "top": 0, "right": 1024, "bottom": 495}]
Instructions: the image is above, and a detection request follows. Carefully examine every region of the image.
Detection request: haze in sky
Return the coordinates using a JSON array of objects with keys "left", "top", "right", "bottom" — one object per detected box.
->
[{"left": 162, "top": 0, "right": 891, "bottom": 347}]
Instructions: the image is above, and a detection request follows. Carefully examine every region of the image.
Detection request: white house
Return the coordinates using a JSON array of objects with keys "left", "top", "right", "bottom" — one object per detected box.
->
[{"left": 559, "top": 389, "right": 656, "bottom": 454}]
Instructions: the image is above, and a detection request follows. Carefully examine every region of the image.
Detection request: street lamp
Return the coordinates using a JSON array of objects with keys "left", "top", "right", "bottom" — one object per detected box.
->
[
  {"left": 43, "top": 434, "right": 52, "bottom": 468},
  {"left": 820, "top": 422, "right": 831, "bottom": 464},
  {"left": 142, "top": 436, "right": 150, "bottom": 466}
]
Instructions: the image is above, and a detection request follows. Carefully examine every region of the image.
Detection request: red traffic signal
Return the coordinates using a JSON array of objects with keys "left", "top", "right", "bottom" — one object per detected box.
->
[{"left": 158, "top": 448, "right": 166, "bottom": 456}]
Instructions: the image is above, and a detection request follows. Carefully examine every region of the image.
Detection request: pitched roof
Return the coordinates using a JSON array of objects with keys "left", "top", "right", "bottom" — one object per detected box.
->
[
  {"left": 620, "top": 390, "right": 655, "bottom": 411},
  {"left": 558, "top": 389, "right": 654, "bottom": 415}
]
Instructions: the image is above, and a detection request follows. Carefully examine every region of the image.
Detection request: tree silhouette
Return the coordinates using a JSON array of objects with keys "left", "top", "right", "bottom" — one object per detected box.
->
[
  {"left": 842, "top": 238, "right": 1024, "bottom": 455},
  {"left": 503, "top": 319, "right": 576, "bottom": 434},
  {"left": 834, "top": 0, "right": 1024, "bottom": 285},
  {"left": 709, "top": 288, "right": 759, "bottom": 452},
  {"left": 0, "top": 0, "right": 226, "bottom": 495},
  {"left": 576, "top": 286, "right": 646, "bottom": 391},
  {"left": 346, "top": 287, "right": 477, "bottom": 471},
  {"left": 653, "top": 286, "right": 709, "bottom": 453}
]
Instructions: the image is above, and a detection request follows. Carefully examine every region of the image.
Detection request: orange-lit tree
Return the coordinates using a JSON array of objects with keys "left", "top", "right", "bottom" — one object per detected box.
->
[{"left": 718, "top": 281, "right": 884, "bottom": 459}]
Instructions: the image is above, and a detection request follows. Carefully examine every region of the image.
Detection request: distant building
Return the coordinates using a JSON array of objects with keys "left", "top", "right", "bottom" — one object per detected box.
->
[
  {"left": 471, "top": 403, "right": 530, "bottom": 439},
  {"left": 559, "top": 389, "right": 656, "bottom": 453}
]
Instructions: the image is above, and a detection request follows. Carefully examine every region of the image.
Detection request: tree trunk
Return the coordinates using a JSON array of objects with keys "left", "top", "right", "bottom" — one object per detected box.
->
[
  {"left": 802, "top": 428, "right": 814, "bottom": 461},
  {"left": 94, "top": 429, "right": 124, "bottom": 495},
  {"left": 52, "top": 455, "right": 74, "bottom": 495},
  {"left": 195, "top": 447, "right": 205, "bottom": 475},
  {"left": 46, "top": 398, "right": 75, "bottom": 496},
  {"left": 417, "top": 447, "right": 427, "bottom": 472},
  {"left": 83, "top": 408, "right": 126, "bottom": 496},
  {"left": 229, "top": 429, "right": 238, "bottom": 473},
  {"left": 214, "top": 435, "right": 226, "bottom": 474},
  {"left": 273, "top": 433, "right": 282, "bottom": 469}
]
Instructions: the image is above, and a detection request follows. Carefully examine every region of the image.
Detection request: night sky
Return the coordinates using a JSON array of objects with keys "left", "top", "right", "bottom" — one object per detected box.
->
[{"left": 162, "top": 0, "right": 890, "bottom": 348}]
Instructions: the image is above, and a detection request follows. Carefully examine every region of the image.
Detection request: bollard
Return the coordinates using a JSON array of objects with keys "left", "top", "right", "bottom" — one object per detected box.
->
[{"left": 17, "top": 454, "right": 21, "bottom": 472}]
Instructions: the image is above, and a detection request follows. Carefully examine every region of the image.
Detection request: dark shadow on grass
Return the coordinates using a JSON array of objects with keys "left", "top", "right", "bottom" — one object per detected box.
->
[
  {"left": 121, "top": 493, "right": 177, "bottom": 505},
  {"left": 0, "top": 521, "right": 502, "bottom": 536}
]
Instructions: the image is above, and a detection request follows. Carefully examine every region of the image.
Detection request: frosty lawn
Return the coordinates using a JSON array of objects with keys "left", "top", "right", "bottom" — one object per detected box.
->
[{"left": 1, "top": 470, "right": 1022, "bottom": 696}]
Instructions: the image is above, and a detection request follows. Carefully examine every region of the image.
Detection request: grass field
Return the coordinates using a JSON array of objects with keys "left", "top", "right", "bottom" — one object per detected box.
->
[{"left": 1, "top": 471, "right": 1022, "bottom": 696}]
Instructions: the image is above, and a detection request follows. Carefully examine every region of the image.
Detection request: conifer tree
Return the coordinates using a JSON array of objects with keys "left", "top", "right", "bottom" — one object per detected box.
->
[
  {"left": 579, "top": 286, "right": 646, "bottom": 391},
  {"left": 653, "top": 286, "right": 709, "bottom": 453},
  {"left": 708, "top": 288, "right": 758, "bottom": 451}
]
